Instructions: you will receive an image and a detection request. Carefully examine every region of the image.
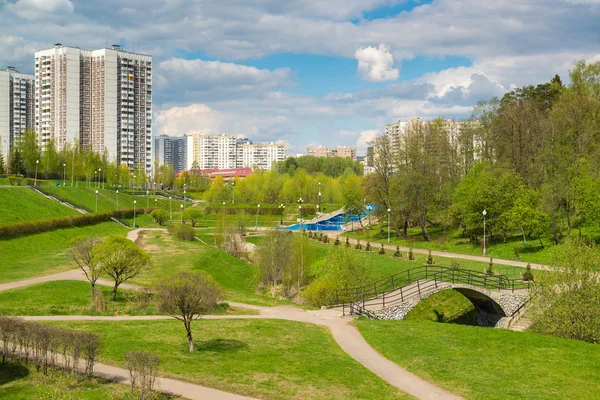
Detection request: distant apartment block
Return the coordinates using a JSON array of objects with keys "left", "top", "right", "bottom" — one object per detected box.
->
[
  {"left": 237, "top": 142, "right": 285, "bottom": 170},
  {"left": 189, "top": 133, "right": 238, "bottom": 169},
  {"left": 154, "top": 135, "right": 188, "bottom": 173},
  {"left": 34, "top": 43, "right": 153, "bottom": 172},
  {"left": 307, "top": 146, "right": 357, "bottom": 160},
  {"left": 0, "top": 67, "right": 35, "bottom": 155}
]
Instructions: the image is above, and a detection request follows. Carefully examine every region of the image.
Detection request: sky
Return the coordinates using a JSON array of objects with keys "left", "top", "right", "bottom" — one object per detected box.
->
[{"left": 1, "top": 0, "right": 599, "bottom": 155}]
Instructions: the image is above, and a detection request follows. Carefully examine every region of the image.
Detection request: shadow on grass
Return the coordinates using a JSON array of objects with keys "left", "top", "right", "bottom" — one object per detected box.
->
[
  {"left": 196, "top": 338, "right": 248, "bottom": 353},
  {"left": 0, "top": 362, "right": 29, "bottom": 385}
]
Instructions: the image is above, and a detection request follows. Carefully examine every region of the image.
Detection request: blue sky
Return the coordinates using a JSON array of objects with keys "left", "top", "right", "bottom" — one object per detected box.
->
[{"left": 1, "top": 0, "right": 599, "bottom": 154}]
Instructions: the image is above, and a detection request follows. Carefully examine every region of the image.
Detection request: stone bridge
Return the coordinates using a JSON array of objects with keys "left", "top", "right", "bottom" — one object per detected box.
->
[{"left": 332, "top": 266, "right": 531, "bottom": 327}]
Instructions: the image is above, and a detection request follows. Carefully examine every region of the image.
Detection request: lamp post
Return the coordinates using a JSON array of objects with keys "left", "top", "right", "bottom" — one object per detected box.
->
[
  {"left": 255, "top": 204, "right": 260, "bottom": 231},
  {"left": 116, "top": 190, "right": 119, "bottom": 210},
  {"left": 231, "top": 182, "right": 235, "bottom": 204},
  {"left": 299, "top": 205, "right": 302, "bottom": 230},
  {"left": 483, "top": 209, "right": 487, "bottom": 256},
  {"left": 34, "top": 160, "right": 39, "bottom": 187},
  {"left": 183, "top": 190, "right": 186, "bottom": 210},
  {"left": 153, "top": 182, "right": 156, "bottom": 196},
  {"left": 169, "top": 196, "right": 172, "bottom": 219},
  {"left": 279, "top": 204, "right": 284, "bottom": 226},
  {"left": 146, "top": 190, "right": 149, "bottom": 210},
  {"left": 387, "top": 208, "right": 391, "bottom": 243},
  {"left": 133, "top": 200, "right": 137, "bottom": 228},
  {"left": 94, "top": 170, "right": 98, "bottom": 189},
  {"left": 316, "top": 204, "right": 320, "bottom": 231},
  {"left": 63, "top": 163, "right": 66, "bottom": 186},
  {"left": 99, "top": 167, "right": 103, "bottom": 189},
  {"left": 95, "top": 190, "right": 98, "bottom": 212},
  {"left": 180, "top": 204, "right": 183, "bottom": 224},
  {"left": 318, "top": 181, "right": 321, "bottom": 215},
  {"left": 155, "top": 198, "right": 158, "bottom": 210}
]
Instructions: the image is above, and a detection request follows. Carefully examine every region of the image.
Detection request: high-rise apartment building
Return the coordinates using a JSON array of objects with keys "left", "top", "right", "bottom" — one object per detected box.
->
[
  {"left": 34, "top": 44, "right": 152, "bottom": 172},
  {"left": 190, "top": 133, "right": 237, "bottom": 169},
  {"left": 307, "top": 146, "right": 357, "bottom": 160},
  {"left": 0, "top": 67, "right": 35, "bottom": 155},
  {"left": 237, "top": 142, "right": 285, "bottom": 170},
  {"left": 154, "top": 135, "right": 188, "bottom": 173}
]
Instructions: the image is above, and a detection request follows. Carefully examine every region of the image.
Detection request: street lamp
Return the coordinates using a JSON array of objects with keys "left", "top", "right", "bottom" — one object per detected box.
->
[
  {"left": 318, "top": 181, "right": 321, "bottom": 214},
  {"left": 483, "top": 209, "right": 487, "bottom": 256},
  {"left": 255, "top": 204, "right": 260, "bottom": 231},
  {"left": 231, "top": 182, "right": 235, "bottom": 204},
  {"left": 94, "top": 170, "right": 98, "bottom": 189},
  {"left": 34, "top": 160, "right": 39, "bottom": 187},
  {"left": 299, "top": 205, "right": 303, "bottom": 230},
  {"left": 279, "top": 204, "right": 284, "bottom": 226},
  {"left": 183, "top": 190, "right": 186, "bottom": 210},
  {"left": 387, "top": 208, "right": 391, "bottom": 243},
  {"left": 133, "top": 200, "right": 137, "bottom": 228},
  {"left": 146, "top": 190, "right": 149, "bottom": 210},
  {"left": 63, "top": 163, "right": 66, "bottom": 186},
  {"left": 99, "top": 168, "right": 103, "bottom": 189},
  {"left": 180, "top": 204, "right": 184, "bottom": 224},
  {"left": 316, "top": 204, "right": 320, "bottom": 231},
  {"left": 116, "top": 190, "right": 119, "bottom": 210},
  {"left": 169, "top": 196, "right": 172, "bottom": 219},
  {"left": 95, "top": 190, "right": 98, "bottom": 212}
]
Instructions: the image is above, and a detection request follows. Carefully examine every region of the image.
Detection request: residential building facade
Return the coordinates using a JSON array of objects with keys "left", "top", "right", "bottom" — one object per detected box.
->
[
  {"left": 237, "top": 142, "right": 285, "bottom": 170},
  {"left": 307, "top": 146, "right": 357, "bottom": 160},
  {"left": 154, "top": 135, "right": 188, "bottom": 173},
  {"left": 190, "top": 133, "right": 238, "bottom": 169},
  {"left": 34, "top": 44, "right": 152, "bottom": 172},
  {"left": 0, "top": 67, "right": 35, "bottom": 156}
]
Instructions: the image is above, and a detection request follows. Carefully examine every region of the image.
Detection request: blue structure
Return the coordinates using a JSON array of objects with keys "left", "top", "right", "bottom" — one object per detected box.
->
[{"left": 284, "top": 204, "right": 376, "bottom": 231}]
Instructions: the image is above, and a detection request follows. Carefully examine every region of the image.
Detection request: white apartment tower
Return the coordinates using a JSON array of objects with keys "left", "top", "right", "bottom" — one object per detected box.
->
[
  {"left": 237, "top": 142, "right": 285, "bottom": 170},
  {"left": 0, "top": 67, "right": 35, "bottom": 156},
  {"left": 34, "top": 44, "right": 152, "bottom": 172},
  {"left": 191, "top": 133, "right": 237, "bottom": 169}
]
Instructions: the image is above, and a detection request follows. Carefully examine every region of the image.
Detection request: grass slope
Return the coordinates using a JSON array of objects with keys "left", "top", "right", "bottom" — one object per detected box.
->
[
  {"left": 0, "top": 187, "right": 78, "bottom": 223},
  {"left": 51, "top": 319, "right": 410, "bottom": 400},
  {"left": 0, "top": 280, "right": 257, "bottom": 316},
  {"left": 403, "top": 290, "right": 476, "bottom": 324},
  {"left": 0, "top": 363, "right": 146, "bottom": 400},
  {"left": 0, "top": 221, "right": 128, "bottom": 283},
  {"left": 356, "top": 320, "right": 600, "bottom": 400}
]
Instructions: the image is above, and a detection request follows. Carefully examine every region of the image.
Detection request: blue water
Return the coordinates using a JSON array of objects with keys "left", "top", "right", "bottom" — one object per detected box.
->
[{"left": 284, "top": 205, "right": 376, "bottom": 231}]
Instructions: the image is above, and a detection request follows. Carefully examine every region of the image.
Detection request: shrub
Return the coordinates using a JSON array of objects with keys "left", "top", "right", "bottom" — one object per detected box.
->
[
  {"left": 378, "top": 244, "right": 385, "bottom": 255},
  {"left": 426, "top": 250, "right": 434, "bottom": 265},
  {"left": 308, "top": 231, "right": 313, "bottom": 239},
  {"left": 485, "top": 258, "right": 495, "bottom": 275},
  {"left": 345, "top": 237, "right": 350, "bottom": 248},
  {"left": 522, "top": 263, "right": 534, "bottom": 281},
  {"left": 125, "top": 350, "right": 160, "bottom": 399},
  {"left": 169, "top": 224, "right": 196, "bottom": 241},
  {"left": 8, "top": 176, "right": 23, "bottom": 186},
  {"left": 365, "top": 242, "right": 371, "bottom": 251},
  {"left": 0, "top": 212, "right": 114, "bottom": 238},
  {"left": 514, "top": 246, "right": 521, "bottom": 258},
  {"left": 322, "top": 234, "right": 329, "bottom": 244},
  {"left": 408, "top": 248, "right": 415, "bottom": 260},
  {"left": 334, "top": 236, "right": 340, "bottom": 246},
  {"left": 393, "top": 245, "right": 401, "bottom": 258},
  {"left": 355, "top": 239, "right": 362, "bottom": 250},
  {"left": 149, "top": 209, "right": 168, "bottom": 226}
]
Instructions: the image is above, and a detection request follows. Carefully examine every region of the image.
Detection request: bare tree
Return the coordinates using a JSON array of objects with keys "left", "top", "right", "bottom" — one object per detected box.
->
[
  {"left": 92, "top": 236, "right": 151, "bottom": 300},
  {"left": 70, "top": 237, "right": 102, "bottom": 296},
  {"left": 125, "top": 350, "right": 160, "bottom": 399},
  {"left": 155, "top": 272, "right": 223, "bottom": 352}
]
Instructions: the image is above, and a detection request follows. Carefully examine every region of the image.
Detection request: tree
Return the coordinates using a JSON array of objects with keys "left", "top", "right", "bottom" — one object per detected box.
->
[
  {"left": 155, "top": 272, "right": 223, "bottom": 352},
  {"left": 182, "top": 208, "right": 203, "bottom": 227},
  {"left": 341, "top": 175, "right": 365, "bottom": 224},
  {"left": 256, "top": 230, "right": 293, "bottom": 290},
  {"left": 150, "top": 209, "right": 168, "bottom": 226},
  {"left": 69, "top": 237, "right": 102, "bottom": 297},
  {"left": 529, "top": 237, "right": 600, "bottom": 343},
  {"left": 10, "top": 149, "right": 24, "bottom": 175},
  {"left": 92, "top": 236, "right": 151, "bottom": 300}
]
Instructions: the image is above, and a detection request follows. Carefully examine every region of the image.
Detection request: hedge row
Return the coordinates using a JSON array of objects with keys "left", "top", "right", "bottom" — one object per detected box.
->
[
  {"left": 204, "top": 205, "right": 317, "bottom": 216},
  {"left": 0, "top": 208, "right": 147, "bottom": 238}
]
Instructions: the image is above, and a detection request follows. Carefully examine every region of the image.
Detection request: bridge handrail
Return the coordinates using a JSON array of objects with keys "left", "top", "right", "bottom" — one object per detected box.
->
[{"left": 332, "top": 265, "right": 530, "bottom": 307}]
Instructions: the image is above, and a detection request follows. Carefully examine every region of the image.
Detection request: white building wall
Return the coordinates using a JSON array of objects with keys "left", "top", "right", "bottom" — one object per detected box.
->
[{"left": 0, "top": 72, "right": 9, "bottom": 157}]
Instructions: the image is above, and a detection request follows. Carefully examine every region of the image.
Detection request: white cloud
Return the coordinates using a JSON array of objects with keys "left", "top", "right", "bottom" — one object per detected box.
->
[
  {"left": 355, "top": 43, "right": 400, "bottom": 82},
  {"left": 357, "top": 130, "right": 379, "bottom": 150},
  {"left": 6, "top": 0, "right": 74, "bottom": 20},
  {"left": 154, "top": 104, "right": 224, "bottom": 136}
]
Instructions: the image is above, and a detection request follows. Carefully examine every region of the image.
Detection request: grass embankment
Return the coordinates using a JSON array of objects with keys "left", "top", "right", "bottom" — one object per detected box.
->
[
  {"left": 51, "top": 319, "right": 410, "bottom": 400},
  {"left": 403, "top": 290, "right": 475, "bottom": 323},
  {"left": 344, "top": 224, "right": 560, "bottom": 265},
  {"left": 0, "top": 221, "right": 128, "bottom": 283},
  {"left": 0, "top": 363, "right": 144, "bottom": 400},
  {"left": 0, "top": 280, "right": 257, "bottom": 316},
  {"left": 134, "top": 231, "right": 286, "bottom": 306},
  {"left": 356, "top": 320, "right": 600, "bottom": 400},
  {"left": 0, "top": 187, "right": 78, "bottom": 223}
]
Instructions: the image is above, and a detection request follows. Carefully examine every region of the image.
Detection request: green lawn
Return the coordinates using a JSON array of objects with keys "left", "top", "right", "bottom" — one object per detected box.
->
[
  {"left": 344, "top": 224, "right": 560, "bottom": 265},
  {"left": 0, "top": 187, "right": 78, "bottom": 223},
  {"left": 51, "top": 319, "right": 410, "bottom": 400},
  {"left": 0, "top": 221, "right": 128, "bottom": 283},
  {"left": 133, "top": 231, "right": 288, "bottom": 306},
  {"left": 356, "top": 320, "right": 600, "bottom": 400},
  {"left": 403, "top": 290, "right": 476, "bottom": 324},
  {"left": 0, "top": 280, "right": 257, "bottom": 316},
  {"left": 0, "top": 363, "right": 145, "bottom": 400}
]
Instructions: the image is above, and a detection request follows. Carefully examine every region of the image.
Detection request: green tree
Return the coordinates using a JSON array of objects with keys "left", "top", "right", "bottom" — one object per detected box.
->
[
  {"left": 9, "top": 149, "right": 25, "bottom": 175},
  {"left": 92, "top": 236, "right": 151, "bottom": 300},
  {"left": 182, "top": 208, "right": 203, "bottom": 227},
  {"left": 341, "top": 174, "right": 365, "bottom": 223},
  {"left": 150, "top": 209, "right": 168, "bottom": 226},
  {"left": 155, "top": 272, "right": 223, "bottom": 352}
]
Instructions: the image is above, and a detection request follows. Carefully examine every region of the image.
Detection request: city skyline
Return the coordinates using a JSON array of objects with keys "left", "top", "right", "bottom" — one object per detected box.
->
[{"left": 0, "top": 1, "right": 599, "bottom": 155}]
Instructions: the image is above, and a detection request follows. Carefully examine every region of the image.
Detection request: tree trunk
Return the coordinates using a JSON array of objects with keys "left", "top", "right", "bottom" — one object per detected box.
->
[
  {"left": 112, "top": 282, "right": 119, "bottom": 301},
  {"left": 90, "top": 282, "right": 96, "bottom": 299},
  {"left": 403, "top": 220, "right": 408, "bottom": 237},
  {"left": 551, "top": 209, "right": 559, "bottom": 244},
  {"left": 419, "top": 214, "right": 430, "bottom": 242},
  {"left": 185, "top": 320, "right": 194, "bottom": 352}
]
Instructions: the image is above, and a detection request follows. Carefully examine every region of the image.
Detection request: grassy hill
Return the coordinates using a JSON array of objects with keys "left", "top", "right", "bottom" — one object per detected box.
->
[
  {"left": 356, "top": 319, "right": 600, "bottom": 400},
  {"left": 0, "top": 187, "right": 79, "bottom": 223}
]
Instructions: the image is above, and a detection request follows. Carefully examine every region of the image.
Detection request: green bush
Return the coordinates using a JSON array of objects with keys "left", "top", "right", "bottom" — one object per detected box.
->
[
  {"left": 365, "top": 242, "right": 371, "bottom": 252},
  {"left": 169, "top": 224, "right": 196, "bottom": 241},
  {"left": 150, "top": 209, "right": 168, "bottom": 226},
  {"left": 485, "top": 258, "right": 495, "bottom": 275},
  {"left": 426, "top": 250, "right": 434, "bottom": 265},
  {"left": 345, "top": 237, "right": 350, "bottom": 248},
  {"left": 0, "top": 212, "right": 114, "bottom": 238},
  {"left": 378, "top": 244, "right": 385, "bottom": 255},
  {"left": 355, "top": 239, "right": 362, "bottom": 250},
  {"left": 8, "top": 176, "right": 23, "bottom": 186},
  {"left": 522, "top": 263, "right": 534, "bottom": 281},
  {"left": 409, "top": 248, "right": 415, "bottom": 260},
  {"left": 334, "top": 236, "right": 340, "bottom": 246},
  {"left": 393, "top": 245, "right": 401, "bottom": 258}
]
